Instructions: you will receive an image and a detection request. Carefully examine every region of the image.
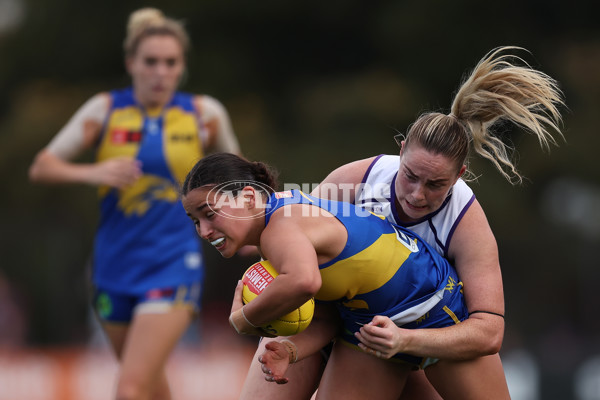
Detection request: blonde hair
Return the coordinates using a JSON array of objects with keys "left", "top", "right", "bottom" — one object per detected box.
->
[
  {"left": 404, "top": 46, "right": 565, "bottom": 185},
  {"left": 123, "top": 8, "right": 190, "bottom": 57}
]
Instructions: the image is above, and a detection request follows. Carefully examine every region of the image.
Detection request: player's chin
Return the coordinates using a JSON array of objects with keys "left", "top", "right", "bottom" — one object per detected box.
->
[
  {"left": 403, "top": 202, "right": 429, "bottom": 218},
  {"left": 216, "top": 244, "right": 237, "bottom": 258},
  {"left": 220, "top": 249, "right": 237, "bottom": 259}
]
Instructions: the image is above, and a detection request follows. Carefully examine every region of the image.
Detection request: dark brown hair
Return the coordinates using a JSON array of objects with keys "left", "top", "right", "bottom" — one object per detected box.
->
[{"left": 182, "top": 153, "right": 279, "bottom": 196}]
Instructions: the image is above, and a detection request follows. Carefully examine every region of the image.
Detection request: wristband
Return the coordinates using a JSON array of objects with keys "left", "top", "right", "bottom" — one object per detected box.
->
[
  {"left": 241, "top": 306, "right": 258, "bottom": 327},
  {"left": 280, "top": 339, "right": 298, "bottom": 364},
  {"left": 229, "top": 310, "right": 244, "bottom": 334},
  {"left": 229, "top": 306, "right": 257, "bottom": 334}
]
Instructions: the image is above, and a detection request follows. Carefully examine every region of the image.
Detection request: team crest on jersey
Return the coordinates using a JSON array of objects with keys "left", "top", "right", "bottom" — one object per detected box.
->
[
  {"left": 117, "top": 175, "right": 179, "bottom": 216},
  {"left": 274, "top": 191, "right": 294, "bottom": 199},
  {"left": 392, "top": 225, "right": 420, "bottom": 253}
]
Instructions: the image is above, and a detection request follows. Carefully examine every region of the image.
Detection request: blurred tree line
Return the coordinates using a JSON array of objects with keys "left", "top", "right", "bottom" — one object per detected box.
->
[{"left": 1, "top": 0, "right": 599, "bottom": 396}]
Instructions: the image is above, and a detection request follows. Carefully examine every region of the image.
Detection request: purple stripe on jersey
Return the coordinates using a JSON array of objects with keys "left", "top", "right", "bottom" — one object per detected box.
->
[
  {"left": 390, "top": 171, "right": 401, "bottom": 224},
  {"left": 427, "top": 219, "right": 446, "bottom": 256},
  {"left": 425, "top": 193, "right": 453, "bottom": 221},
  {"left": 356, "top": 154, "right": 385, "bottom": 205},
  {"left": 444, "top": 193, "right": 476, "bottom": 257}
]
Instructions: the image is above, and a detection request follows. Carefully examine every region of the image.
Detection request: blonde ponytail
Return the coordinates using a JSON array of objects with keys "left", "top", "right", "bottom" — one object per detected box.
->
[
  {"left": 404, "top": 46, "right": 565, "bottom": 184},
  {"left": 123, "top": 8, "right": 189, "bottom": 57},
  {"left": 450, "top": 46, "right": 565, "bottom": 184}
]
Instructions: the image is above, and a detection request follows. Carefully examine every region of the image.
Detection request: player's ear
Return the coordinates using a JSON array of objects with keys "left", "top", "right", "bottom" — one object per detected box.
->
[
  {"left": 399, "top": 140, "right": 406, "bottom": 155},
  {"left": 240, "top": 186, "right": 257, "bottom": 209},
  {"left": 125, "top": 56, "right": 134, "bottom": 75}
]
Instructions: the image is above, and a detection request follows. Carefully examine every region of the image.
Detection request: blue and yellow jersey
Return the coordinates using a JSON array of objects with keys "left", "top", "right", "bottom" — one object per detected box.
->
[
  {"left": 93, "top": 87, "right": 205, "bottom": 294},
  {"left": 265, "top": 190, "right": 467, "bottom": 366}
]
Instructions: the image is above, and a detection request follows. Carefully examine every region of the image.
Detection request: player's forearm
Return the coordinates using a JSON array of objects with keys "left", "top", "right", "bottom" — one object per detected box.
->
[
  {"left": 402, "top": 315, "right": 504, "bottom": 360},
  {"left": 243, "top": 280, "right": 316, "bottom": 328},
  {"left": 287, "top": 306, "right": 339, "bottom": 362},
  {"left": 29, "top": 150, "right": 97, "bottom": 185}
]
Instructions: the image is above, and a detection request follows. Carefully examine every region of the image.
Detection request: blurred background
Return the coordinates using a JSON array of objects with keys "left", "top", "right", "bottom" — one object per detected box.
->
[{"left": 1, "top": 0, "right": 599, "bottom": 399}]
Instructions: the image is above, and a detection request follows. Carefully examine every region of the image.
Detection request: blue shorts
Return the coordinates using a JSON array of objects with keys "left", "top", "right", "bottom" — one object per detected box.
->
[
  {"left": 337, "top": 278, "right": 467, "bottom": 369},
  {"left": 93, "top": 283, "right": 202, "bottom": 323}
]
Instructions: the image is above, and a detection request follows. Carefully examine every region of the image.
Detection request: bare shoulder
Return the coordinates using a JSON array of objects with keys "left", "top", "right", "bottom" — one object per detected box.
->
[
  {"left": 262, "top": 203, "right": 345, "bottom": 263},
  {"left": 312, "top": 156, "right": 377, "bottom": 202},
  {"left": 260, "top": 207, "right": 306, "bottom": 249},
  {"left": 449, "top": 199, "right": 498, "bottom": 261},
  {"left": 332, "top": 157, "right": 377, "bottom": 181},
  {"left": 316, "top": 155, "right": 376, "bottom": 187},
  {"left": 456, "top": 199, "right": 492, "bottom": 231}
]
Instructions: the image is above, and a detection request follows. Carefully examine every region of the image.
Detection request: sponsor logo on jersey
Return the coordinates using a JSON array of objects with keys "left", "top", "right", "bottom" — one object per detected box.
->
[
  {"left": 170, "top": 133, "right": 196, "bottom": 142},
  {"left": 275, "top": 191, "right": 294, "bottom": 199},
  {"left": 111, "top": 128, "right": 142, "bottom": 144},
  {"left": 145, "top": 288, "right": 175, "bottom": 300}
]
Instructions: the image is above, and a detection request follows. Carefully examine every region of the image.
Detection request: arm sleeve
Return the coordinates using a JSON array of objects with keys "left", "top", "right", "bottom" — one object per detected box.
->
[
  {"left": 46, "top": 93, "right": 110, "bottom": 160},
  {"left": 195, "top": 95, "right": 241, "bottom": 154}
]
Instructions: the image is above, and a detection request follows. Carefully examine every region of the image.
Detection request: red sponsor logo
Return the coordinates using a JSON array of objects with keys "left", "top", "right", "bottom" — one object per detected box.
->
[
  {"left": 129, "top": 131, "right": 142, "bottom": 142},
  {"left": 274, "top": 191, "right": 293, "bottom": 199},
  {"left": 111, "top": 128, "right": 128, "bottom": 144},
  {"left": 242, "top": 263, "right": 274, "bottom": 295},
  {"left": 111, "top": 128, "right": 142, "bottom": 144},
  {"left": 145, "top": 288, "right": 175, "bottom": 300}
]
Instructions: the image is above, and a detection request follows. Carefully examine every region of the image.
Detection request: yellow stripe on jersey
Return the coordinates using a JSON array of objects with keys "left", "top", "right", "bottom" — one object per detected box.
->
[
  {"left": 369, "top": 211, "right": 386, "bottom": 220},
  {"left": 443, "top": 305, "right": 461, "bottom": 324},
  {"left": 316, "top": 232, "right": 411, "bottom": 304},
  {"left": 299, "top": 191, "right": 315, "bottom": 203},
  {"left": 96, "top": 106, "right": 143, "bottom": 198},
  {"left": 97, "top": 106, "right": 143, "bottom": 161},
  {"left": 163, "top": 107, "right": 203, "bottom": 185}
]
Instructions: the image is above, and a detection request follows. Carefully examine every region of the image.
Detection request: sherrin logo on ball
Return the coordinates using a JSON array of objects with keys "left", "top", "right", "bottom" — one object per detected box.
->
[{"left": 242, "top": 260, "right": 315, "bottom": 336}]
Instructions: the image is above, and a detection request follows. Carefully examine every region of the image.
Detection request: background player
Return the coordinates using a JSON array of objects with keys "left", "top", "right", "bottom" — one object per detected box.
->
[{"left": 29, "top": 8, "right": 241, "bottom": 400}]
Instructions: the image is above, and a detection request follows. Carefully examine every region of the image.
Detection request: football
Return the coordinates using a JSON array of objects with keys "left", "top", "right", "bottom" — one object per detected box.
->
[{"left": 241, "top": 260, "right": 315, "bottom": 336}]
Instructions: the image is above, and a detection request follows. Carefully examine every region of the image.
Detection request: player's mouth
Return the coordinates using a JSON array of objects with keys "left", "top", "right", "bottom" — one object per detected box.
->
[
  {"left": 151, "top": 84, "right": 168, "bottom": 94},
  {"left": 405, "top": 200, "right": 427, "bottom": 211},
  {"left": 210, "top": 237, "right": 226, "bottom": 250}
]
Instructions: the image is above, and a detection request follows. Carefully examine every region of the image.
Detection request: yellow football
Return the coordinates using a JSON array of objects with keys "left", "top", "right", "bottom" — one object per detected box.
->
[{"left": 242, "top": 260, "right": 315, "bottom": 336}]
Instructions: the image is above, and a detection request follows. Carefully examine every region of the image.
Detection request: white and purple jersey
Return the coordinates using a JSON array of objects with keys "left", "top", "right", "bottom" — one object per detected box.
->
[{"left": 355, "top": 155, "right": 475, "bottom": 258}]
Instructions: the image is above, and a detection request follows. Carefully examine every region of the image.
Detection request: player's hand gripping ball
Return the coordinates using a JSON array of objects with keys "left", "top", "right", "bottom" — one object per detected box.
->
[{"left": 242, "top": 260, "right": 315, "bottom": 336}]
